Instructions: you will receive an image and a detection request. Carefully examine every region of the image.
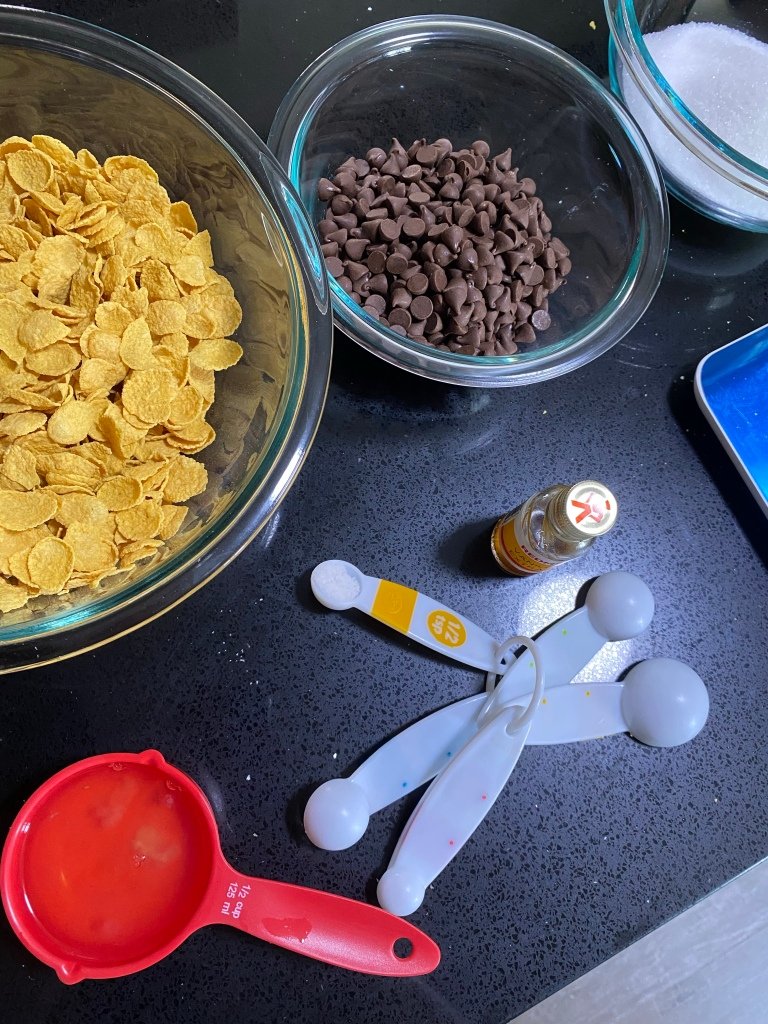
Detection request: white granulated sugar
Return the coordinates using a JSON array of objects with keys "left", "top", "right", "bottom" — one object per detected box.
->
[
  {"left": 649, "top": 23, "right": 768, "bottom": 164},
  {"left": 621, "top": 22, "right": 768, "bottom": 219},
  {"left": 313, "top": 560, "right": 361, "bottom": 604}
]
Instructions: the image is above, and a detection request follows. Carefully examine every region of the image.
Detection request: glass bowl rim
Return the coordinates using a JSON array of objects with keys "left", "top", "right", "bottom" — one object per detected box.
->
[
  {"left": 269, "top": 13, "right": 669, "bottom": 387},
  {"left": 0, "top": 4, "right": 332, "bottom": 669}
]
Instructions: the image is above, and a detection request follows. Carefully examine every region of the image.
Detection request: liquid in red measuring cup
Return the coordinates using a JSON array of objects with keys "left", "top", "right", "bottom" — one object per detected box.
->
[{"left": 1, "top": 750, "right": 440, "bottom": 982}]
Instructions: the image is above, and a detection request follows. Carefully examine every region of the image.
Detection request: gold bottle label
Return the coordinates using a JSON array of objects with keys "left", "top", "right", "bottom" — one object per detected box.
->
[{"left": 491, "top": 513, "right": 555, "bottom": 576}]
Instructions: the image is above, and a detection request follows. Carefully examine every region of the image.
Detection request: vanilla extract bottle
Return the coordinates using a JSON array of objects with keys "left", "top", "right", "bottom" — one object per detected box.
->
[{"left": 491, "top": 480, "right": 618, "bottom": 576}]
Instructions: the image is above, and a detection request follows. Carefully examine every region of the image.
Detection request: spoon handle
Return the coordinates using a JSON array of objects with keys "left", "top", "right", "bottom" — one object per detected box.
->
[
  {"left": 204, "top": 863, "right": 440, "bottom": 976},
  {"left": 352, "top": 692, "right": 486, "bottom": 813},
  {"left": 526, "top": 683, "right": 625, "bottom": 744},
  {"left": 351, "top": 606, "right": 605, "bottom": 811},
  {"left": 354, "top": 572, "right": 502, "bottom": 673},
  {"left": 377, "top": 705, "right": 532, "bottom": 917}
]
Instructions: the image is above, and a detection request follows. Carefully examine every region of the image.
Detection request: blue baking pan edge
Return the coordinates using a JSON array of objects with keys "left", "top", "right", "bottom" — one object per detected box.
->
[{"left": 694, "top": 324, "right": 768, "bottom": 519}]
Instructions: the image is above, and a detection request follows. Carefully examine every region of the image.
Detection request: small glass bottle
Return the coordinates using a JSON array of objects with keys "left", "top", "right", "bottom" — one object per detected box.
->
[{"left": 491, "top": 480, "right": 618, "bottom": 576}]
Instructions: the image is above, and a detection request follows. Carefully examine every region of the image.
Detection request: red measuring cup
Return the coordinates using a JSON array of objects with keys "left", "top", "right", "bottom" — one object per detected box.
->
[{"left": 0, "top": 750, "right": 440, "bottom": 982}]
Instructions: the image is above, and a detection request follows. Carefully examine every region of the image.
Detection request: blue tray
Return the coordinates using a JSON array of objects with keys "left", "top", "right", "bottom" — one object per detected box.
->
[{"left": 695, "top": 324, "right": 768, "bottom": 518}]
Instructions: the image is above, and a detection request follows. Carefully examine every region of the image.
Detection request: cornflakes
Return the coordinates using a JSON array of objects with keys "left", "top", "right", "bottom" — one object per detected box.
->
[
  {"left": 0, "top": 578, "right": 29, "bottom": 612},
  {"left": 190, "top": 338, "right": 243, "bottom": 372},
  {"left": 0, "top": 411, "right": 48, "bottom": 438},
  {"left": 19, "top": 310, "right": 70, "bottom": 350},
  {"left": 146, "top": 299, "right": 186, "bottom": 336},
  {"left": 119, "top": 318, "right": 154, "bottom": 370},
  {"left": 7, "top": 149, "right": 54, "bottom": 192},
  {"left": 3, "top": 446, "right": 38, "bottom": 490},
  {"left": 163, "top": 456, "right": 208, "bottom": 504},
  {"left": 0, "top": 489, "right": 57, "bottom": 530},
  {"left": 97, "top": 476, "right": 142, "bottom": 511},
  {"left": 47, "top": 400, "right": 98, "bottom": 445},
  {"left": 27, "top": 536, "right": 74, "bottom": 593},
  {"left": 158, "top": 503, "right": 187, "bottom": 540},
  {"left": 171, "top": 255, "right": 206, "bottom": 288},
  {"left": 0, "top": 135, "right": 243, "bottom": 612},
  {"left": 121, "top": 368, "right": 176, "bottom": 425},
  {"left": 115, "top": 501, "right": 163, "bottom": 541},
  {"left": 56, "top": 492, "right": 109, "bottom": 528},
  {"left": 65, "top": 522, "right": 117, "bottom": 573}
]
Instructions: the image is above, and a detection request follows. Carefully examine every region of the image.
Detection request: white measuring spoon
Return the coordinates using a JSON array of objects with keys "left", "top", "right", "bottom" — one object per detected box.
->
[
  {"left": 311, "top": 560, "right": 505, "bottom": 673},
  {"left": 525, "top": 658, "right": 709, "bottom": 747},
  {"left": 375, "top": 656, "right": 707, "bottom": 917},
  {"left": 304, "top": 572, "right": 654, "bottom": 851},
  {"left": 377, "top": 636, "right": 545, "bottom": 917}
]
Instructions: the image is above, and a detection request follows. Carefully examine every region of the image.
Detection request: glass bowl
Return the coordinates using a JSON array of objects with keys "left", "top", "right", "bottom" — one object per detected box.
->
[
  {"left": 606, "top": 0, "right": 768, "bottom": 231},
  {"left": 269, "top": 15, "right": 668, "bottom": 388},
  {"left": 0, "top": 6, "right": 332, "bottom": 673}
]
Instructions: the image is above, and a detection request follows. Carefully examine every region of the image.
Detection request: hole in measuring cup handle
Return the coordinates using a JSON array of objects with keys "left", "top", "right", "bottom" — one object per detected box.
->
[{"left": 393, "top": 937, "right": 414, "bottom": 959}]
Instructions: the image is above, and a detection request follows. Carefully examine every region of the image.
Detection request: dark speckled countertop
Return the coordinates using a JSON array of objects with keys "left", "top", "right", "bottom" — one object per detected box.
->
[{"left": 1, "top": 2, "right": 768, "bottom": 1023}]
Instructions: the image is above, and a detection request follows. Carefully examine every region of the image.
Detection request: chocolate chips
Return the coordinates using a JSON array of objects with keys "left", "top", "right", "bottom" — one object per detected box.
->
[{"left": 316, "top": 138, "right": 571, "bottom": 357}]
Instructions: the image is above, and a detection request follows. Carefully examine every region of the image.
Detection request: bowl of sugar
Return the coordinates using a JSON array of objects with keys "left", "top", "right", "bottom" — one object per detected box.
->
[{"left": 606, "top": 0, "right": 768, "bottom": 231}]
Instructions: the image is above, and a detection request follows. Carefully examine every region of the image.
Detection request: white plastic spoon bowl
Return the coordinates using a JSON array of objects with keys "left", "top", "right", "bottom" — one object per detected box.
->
[
  {"left": 311, "top": 560, "right": 365, "bottom": 611},
  {"left": 304, "top": 778, "right": 370, "bottom": 851},
  {"left": 621, "top": 657, "right": 709, "bottom": 747}
]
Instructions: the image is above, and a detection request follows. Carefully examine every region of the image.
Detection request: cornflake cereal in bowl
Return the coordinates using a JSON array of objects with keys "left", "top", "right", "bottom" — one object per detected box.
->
[
  {"left": 0, "top": 136, "right": 243, "bottom": 612},
  {"left": 0, "top": 8, "right": 332, "bottom": 672}
]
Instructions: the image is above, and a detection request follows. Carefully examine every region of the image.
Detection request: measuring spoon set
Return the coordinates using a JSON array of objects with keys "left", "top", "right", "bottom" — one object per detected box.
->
[{"left": 307, "top": 560, "right": 709, "bottom": 916}]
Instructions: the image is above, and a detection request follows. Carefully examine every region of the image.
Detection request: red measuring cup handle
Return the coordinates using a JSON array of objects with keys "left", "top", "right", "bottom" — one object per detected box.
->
[{"left": 201, "top": 860, "right": 440, "bottom": 976}]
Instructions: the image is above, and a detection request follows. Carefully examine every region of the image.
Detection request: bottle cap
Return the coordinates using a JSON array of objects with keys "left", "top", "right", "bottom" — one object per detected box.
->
[{"left": 560, "top": 481, "right": 618, "bottom": 537}]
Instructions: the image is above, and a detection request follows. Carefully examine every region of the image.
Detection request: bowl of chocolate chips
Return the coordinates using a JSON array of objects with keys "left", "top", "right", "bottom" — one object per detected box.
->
[{"left": 270, "top": 15, "right": 669, "bottom": 386}]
